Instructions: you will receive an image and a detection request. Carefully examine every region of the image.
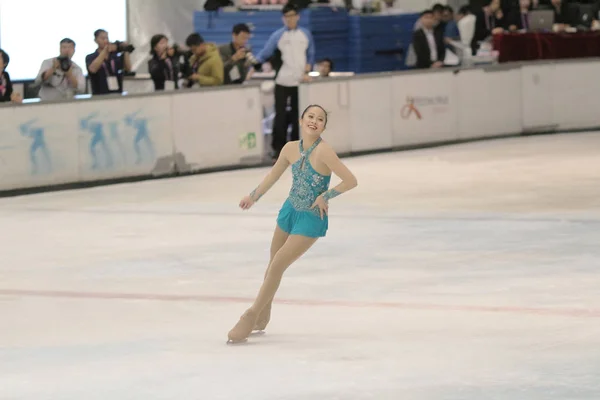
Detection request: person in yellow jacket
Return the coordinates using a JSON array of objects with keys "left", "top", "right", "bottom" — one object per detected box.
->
[{"left": 184, "top": 33, "right": 224, "bottom": 86}]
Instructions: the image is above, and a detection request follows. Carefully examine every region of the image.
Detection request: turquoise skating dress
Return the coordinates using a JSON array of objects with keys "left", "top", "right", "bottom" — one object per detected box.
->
[{"left": 276, "top": 137, "right": 331, "bottom": 238}]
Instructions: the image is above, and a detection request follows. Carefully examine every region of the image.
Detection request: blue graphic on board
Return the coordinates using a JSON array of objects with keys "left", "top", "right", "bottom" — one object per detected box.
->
[
  {"left": 80, "top": 113, "right": 114, "bottom": 170},
  {"left": 125, "top": 111, "right": 155, "bottom": 164},
  {"left": 79, "top": 110, "right": 155, "bottom": 171},
  {"left": 108, "top": 121, "right": 128, "bottom": 165},
  {"left": 19, "top": 119, "right": 52, "bottom": 175}
]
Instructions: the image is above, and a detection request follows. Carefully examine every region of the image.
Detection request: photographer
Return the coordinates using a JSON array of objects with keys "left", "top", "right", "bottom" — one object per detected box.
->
[
  {"left": 0, "top": 49, "right": 22, "bottom": 104},
  {"left": 35, "top": 38, "right": 85, "bottom": 101},
  {"left": 86, "top": 29, "right": 133, "bottom": 95},
  {"left": 184, "top": 33, "right": 223, "bottom": 87},
  {"left": 148, "top": 34, "right": 181, "bottom": 91},
  {"left": 218, "top": 24, "right": 257, "bottom": 85}
]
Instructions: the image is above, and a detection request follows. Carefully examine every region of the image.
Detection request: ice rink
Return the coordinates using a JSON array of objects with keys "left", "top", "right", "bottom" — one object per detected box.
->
[{"left": 1, "top": 132, "right": 599, "bottom": 400}]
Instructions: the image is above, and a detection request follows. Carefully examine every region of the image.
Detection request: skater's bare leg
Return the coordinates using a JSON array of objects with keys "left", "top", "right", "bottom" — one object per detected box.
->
[
  {"left": 250, "top": 234, "right": 317, "bottom": 314},
  {"left": 228, "top": 235, "right": 317, "bottom": 342},
  {"left": 266, "top": 225, "right": 290, "bottom": 278},
  {"left": 255, "top": 226, "right": 289, "bottom": 330}
]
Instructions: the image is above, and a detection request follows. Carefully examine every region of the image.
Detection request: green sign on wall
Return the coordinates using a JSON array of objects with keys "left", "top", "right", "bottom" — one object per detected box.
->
[{"left": 239, "top": 132, "right": 257, "bottom": 150}]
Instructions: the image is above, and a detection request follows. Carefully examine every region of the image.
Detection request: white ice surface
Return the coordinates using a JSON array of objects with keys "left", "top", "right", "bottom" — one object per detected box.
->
[{"left": 1, "top": 132, "right": 600, "bottom": 400}]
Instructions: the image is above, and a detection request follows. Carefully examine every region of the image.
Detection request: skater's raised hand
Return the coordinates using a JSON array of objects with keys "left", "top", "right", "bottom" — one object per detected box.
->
[
  {"left": 239, "top": 195, "right": 255, "bottom": 210},
  {"left": 311, "top": 196, "right": 328, "bottom": 219},
  {"left": 239, "top": 144, "right": 294, "bottom": 212}
]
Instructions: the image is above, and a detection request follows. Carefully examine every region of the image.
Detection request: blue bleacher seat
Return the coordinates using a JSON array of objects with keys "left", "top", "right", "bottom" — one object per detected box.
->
[{"left": 193, "top": 8, "right": 419, "bottom": 74}]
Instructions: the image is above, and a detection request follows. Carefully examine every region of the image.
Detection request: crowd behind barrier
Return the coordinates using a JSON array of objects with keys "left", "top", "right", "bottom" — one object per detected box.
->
[{"left": 1, "top": 57, "right": 599, "bottom": 195}]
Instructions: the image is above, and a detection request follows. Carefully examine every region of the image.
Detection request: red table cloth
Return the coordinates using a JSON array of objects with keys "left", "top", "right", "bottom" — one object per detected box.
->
[{"left": 493, "top": 32, "right": 600, "bottom": 63}]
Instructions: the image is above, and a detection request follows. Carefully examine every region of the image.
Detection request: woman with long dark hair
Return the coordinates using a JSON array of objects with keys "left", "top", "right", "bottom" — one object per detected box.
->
[{"left": 148, "top": 34, "right": 180, "bottom": 91}]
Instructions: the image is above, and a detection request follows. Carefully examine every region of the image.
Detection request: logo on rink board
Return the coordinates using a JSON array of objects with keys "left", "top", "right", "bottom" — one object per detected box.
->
[
  {"left": 401, "top": 97, "right": 422, "bottom": 120},
  {"left": 401, "top": 95, "right": 450, "bottom": 120}
]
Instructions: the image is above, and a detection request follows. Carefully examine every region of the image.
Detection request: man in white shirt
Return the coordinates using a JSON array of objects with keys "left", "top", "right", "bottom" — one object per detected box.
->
[
  {"left": 35, "top": 38, "right": 85, "bottom": 101},
  {"left": 254, "top": 3, "right": 315, "bottom": 161},
  {"left": 412, "top": 9, "right": 445, "bottom": 69},
  {"left": 457, "top": 6, "right": 476, "bottom": 48}
]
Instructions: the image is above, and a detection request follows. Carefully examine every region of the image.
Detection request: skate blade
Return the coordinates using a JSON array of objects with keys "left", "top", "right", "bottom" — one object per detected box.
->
[
  {"left": 250, "top": 330, "right": 266, "bottom": 336},
  {"left": 226, "top": 338, "right": 248, "bottom": 345}
]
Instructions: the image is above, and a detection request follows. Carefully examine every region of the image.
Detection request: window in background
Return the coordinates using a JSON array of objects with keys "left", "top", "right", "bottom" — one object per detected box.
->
[{"left": 0, "top": 0, "right": 127, "bottom": 80}]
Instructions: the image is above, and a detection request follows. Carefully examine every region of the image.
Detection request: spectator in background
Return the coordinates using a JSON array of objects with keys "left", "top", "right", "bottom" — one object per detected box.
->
[
  {"left": 471, "top": 0, "right": 505, "bottom": 55},
  {"left": 219, "top": 24, "right": 255, "bottom": 85},
  {"left": 508, "top": 0, "right": 532, "bottom": 31},
  {"left": 443, "top": 6, "right": 477, "bottom": 62},
  {"left": 432, "top": 3, "right": 448, "bottom": 34},
  {"left": 185, "top": 33, "right": 224, "bottom": 87},
  {"left": 442, "top": 6, "right": 454, "bottom": 24},
  {"left": 148, "top": 34, "right": 180, "bottom": 91},
  {"left": 412, "top": 9, "right": 446, "bottom": 69},
  {"left": 379, "top": 0, "right": 404, "bottom": 15},
  {"left": 549, "top": 0, "right": 572, "bottom": 31},
  {"left": 316, "top": 58, "right": 333, "bottom": 77},
  {"left": 0, "top": 49, "right": 22, "bottom": 103},
  {"left": 413, "top": 3, "right": 445, "bottom": 32},
  {"left": 35, "top": 38, "right": 85, "bottom": 101},
  {"left": 407, "top": 3, "right": 445, "bottom": 67},
  {"left": 457, "top": 6, "right": 477, "bottom": 47},
  {"left": 86, "top": 29, "right": 132, "bottom": 95},
  {"left": 444, "top": 6, "right": 461, "bottom": 39},
  {"left": 253, "top": 3, "right": 315, "bottom": 161}
]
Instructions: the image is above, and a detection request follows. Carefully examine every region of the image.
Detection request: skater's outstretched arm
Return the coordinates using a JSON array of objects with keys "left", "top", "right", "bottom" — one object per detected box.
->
[
  {"left": 239, "top": 142, "right": 294, "bottom": 210},
  {"left": 311, "top": 143, "right": 358, "bottom": 217}
]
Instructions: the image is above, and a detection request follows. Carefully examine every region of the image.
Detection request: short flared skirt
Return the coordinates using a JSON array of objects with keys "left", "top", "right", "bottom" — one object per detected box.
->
[{"left": 276, "top": 199, "right": 328, "bottom": 238}]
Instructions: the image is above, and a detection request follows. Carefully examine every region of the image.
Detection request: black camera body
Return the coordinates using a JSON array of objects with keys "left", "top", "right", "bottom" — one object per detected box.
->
[
  {"left": 170, "top": 43, "right": 186, "bottom": 58},
  {"left": 57, "top": 56, "right": 72, "bottom": 72},
  {"left": 113, "top": 40, "right": 135, "bottom": 53}
]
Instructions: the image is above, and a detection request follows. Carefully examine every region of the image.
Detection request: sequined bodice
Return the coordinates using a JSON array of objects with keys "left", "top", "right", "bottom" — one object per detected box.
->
[{"left": 288, "top": 138, "right": 331, "bottom": 212}]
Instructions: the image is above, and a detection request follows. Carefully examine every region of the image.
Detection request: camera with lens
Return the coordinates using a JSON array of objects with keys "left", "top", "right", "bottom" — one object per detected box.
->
[
  {"left": 113, "top": 40, "right": 135, "bottom": 53},
  {"left": 169, "top": 43, "right": 187, "bottom": 58},
  {"left": 57, "top": 56, "right": 72, "bottom": 72},
  {"left": 244, "top": 50, "right": 260, "bottom": 66}
]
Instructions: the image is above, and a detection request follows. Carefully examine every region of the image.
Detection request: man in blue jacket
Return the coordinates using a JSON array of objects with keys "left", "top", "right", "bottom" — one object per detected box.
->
[{"left": 254, "top": 3, "right": 315, "bottom": 161}]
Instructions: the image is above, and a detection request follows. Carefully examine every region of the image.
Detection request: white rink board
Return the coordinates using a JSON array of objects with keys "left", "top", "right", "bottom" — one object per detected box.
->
[
  {"left": 552, "top": 61, "right": 600, "bottom": 130},
  {"left": 456, "top": 68, "right": 522, "bottom": 139},
  {"left": 521, "top": 64, "right": 555, "bottom": 130},
  {"left": 171, "top": 87, "right": 263, "bottom": 171},
  {"left": 348, "top": 76, "right": 394, "bottom": 152},
  {"left": 3, "top": 58, "right": 600, "bottom": 192}
]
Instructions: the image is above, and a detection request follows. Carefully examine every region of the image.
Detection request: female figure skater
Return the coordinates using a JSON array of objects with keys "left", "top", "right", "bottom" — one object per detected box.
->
[{"left": 227, "top": 104, "right": 358, "bottom": 344}]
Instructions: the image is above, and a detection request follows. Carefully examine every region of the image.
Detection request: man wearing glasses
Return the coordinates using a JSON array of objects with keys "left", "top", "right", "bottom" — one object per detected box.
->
[{"left": 253, "top": 3, "right": 315, "bottom": 162}]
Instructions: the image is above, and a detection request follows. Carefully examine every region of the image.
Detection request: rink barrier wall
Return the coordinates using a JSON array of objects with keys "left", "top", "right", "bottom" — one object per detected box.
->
[
  {"left": 0, "top": 84, "right": 264, "bottom": 194},
  {"left": 1, "top": 57, "right": 599, "bottom": 196}
]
